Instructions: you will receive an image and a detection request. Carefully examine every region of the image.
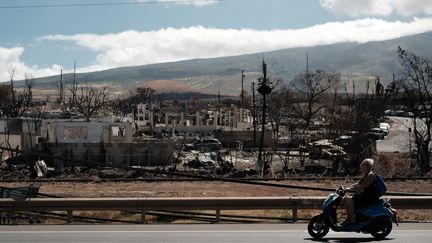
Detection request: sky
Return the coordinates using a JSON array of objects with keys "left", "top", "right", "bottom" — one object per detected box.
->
[{"left": 1, "top": 0, "right": 432, "bottom": 82}]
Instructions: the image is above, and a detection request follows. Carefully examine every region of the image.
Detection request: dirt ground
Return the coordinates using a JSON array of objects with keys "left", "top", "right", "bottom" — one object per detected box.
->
[{"left": 3, "top": 179, "right": 432, "bottom": 198}]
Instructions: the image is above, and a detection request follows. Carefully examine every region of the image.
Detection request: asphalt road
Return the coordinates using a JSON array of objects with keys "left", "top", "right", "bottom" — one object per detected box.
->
[
  {"left": 377, "top": 116, "right": 413, "bottom": 153},
  {"left": 1, "top": 223, "right": 431, "bottom": 243}
]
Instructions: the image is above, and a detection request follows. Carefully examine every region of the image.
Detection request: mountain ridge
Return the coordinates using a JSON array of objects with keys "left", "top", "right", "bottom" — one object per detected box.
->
[{"left": 13, "top": 31, "right": 432, "bottom": 96}]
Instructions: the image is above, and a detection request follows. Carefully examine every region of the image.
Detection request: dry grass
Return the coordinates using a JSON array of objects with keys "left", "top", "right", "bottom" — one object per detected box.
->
[{"left": 3, "top": 178, "right": 431, "bottom": 198}]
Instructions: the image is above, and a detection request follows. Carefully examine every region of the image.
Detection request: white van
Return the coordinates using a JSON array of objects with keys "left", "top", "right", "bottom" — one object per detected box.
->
[{"left": 379, "top": 122, "right": 390, "bottom": 134}]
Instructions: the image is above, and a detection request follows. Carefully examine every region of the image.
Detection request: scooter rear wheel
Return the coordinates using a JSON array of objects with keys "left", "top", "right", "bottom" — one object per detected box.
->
[
  {"left": 370, "top": 216, "right": 392, "bottom": 240},
  {"left": 308, "top": 214, "right": 330, "bottom": 239}
]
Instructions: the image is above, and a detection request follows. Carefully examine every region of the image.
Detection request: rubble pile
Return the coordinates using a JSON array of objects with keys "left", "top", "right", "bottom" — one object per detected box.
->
[
  {"left": 0, "top": 164, "right": 32, "bottom": 180},
  {"left": 0, "top": 159, "right": 160, "bottom": 180},
  {"left": 1, "top": 142, "right": 418, "bottom": 180}
]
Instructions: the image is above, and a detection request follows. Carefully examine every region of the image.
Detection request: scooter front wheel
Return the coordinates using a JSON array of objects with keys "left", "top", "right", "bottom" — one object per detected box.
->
[{"left": 308, "top": 214, "right": 330, "bottom": 239}]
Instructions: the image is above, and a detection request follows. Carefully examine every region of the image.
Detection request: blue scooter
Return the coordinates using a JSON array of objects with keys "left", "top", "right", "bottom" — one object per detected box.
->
[{"left": 308, "top": 186, "right": 398, "bottom": 240}]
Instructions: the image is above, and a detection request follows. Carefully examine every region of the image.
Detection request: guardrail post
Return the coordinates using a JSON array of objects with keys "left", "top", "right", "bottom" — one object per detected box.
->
[
  {"left": 141, "top": 209, "right": 146, "bottom": 224},
  {"left": 292, "top": 208, "right": 298, "bottom": 222},
  {"left": 67, "top": 210, "right": 73, "bottom": 223},
  {"left": 215, "top": 209, "right": 221, "bottom": 223},
  {"left": 0, "top": 212, "right": 9, "bottom": 224}
]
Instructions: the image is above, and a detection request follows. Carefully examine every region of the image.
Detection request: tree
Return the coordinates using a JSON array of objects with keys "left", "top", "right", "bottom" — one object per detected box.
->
[
  {"left": 256, "top": 60, "right": 278, "bottom": 176},
  {"left": 135, "top": 87, "right": 155, "bottom": 103},
  {"left": 0, "top": 71, "right": 34, "bottom": 158},
  {"left": 0, "top": 71, "right": 33, "bottom": 118},
  {"left": 107, "top": 87, "right": 155, "bottom": 123},
  {"left": 397, "top": 47, "right": 432, "bottom": 174},
  {"left": 290, "top": 69, "right": 340, "bottom": 128},
  {"left": 268, "top": 85, "right": 291, "bottom": 137},
  {"left": 239, "top": 90, "right": 251, "bottom": 108},
  {"left": 70, "top": 84, "right": 108, "bottom": 122},
  {"left": 24, "top": 102, "right": 46, "bottom": 151},
  {"left": 251, "top": 81, "right": 257, "bottom": 146}
]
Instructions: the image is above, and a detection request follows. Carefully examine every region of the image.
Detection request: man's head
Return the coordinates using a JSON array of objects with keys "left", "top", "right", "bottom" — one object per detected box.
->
[{"left": 360, "top": 158, "right": 374, "bottom": 173}]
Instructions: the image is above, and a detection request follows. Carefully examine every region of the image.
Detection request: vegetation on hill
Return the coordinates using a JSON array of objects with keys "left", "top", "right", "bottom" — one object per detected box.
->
[{"left": 12, "top": 32, "right": 432, "bottom": 96}]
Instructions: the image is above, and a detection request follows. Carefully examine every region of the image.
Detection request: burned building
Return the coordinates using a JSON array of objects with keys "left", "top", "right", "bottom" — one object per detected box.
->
[{"left": 38, "top": 120, "right": 173, "bottom": 168}]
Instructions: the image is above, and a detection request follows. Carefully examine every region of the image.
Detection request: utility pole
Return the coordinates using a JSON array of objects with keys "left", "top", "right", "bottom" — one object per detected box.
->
[
  {"left": 257, "top": 60, "right": 272, "bottom": 176},
  {"left": 352, "top": 79, "right": 356, "bottom": 100},
  {"left": 58, "top": 69, "right": 64, "bottom": 104},
  {"left": 251, "top": 81, "right": 257, "bottom": 147},
  {"left": 72, "top": 61, "right": 77, "bottom": 106},
  {"left": 392, "top": 73, "right": 396, "bottom": 111},
  {"left": 306, "top": 53, "right": 310, "bottom": 86},
  {"left": 241, "top": 69, "right": 245, "bottom": 107},
  {"left": 218, "top": 87, "right": 221, "bottom": 126},
  {"left": 218, "top": 88, "right": 221, "bottom": 106}
]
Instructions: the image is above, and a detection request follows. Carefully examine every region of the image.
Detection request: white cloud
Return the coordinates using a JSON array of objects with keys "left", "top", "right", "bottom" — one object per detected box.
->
[
  {"left": 320, "top": 0, "right": 432, "bottom": 17},
  {"left": 4, "top": 17, "right": 432, "bottom": 81},
  {"left": 0, "top": 47, "right": 62, "bottom": 82},
  {"left": 136, "top": 0, "right": 218, "bottom": 7},
  {"left": 40, "top": 18, "right": 432, "bottom": 72}
]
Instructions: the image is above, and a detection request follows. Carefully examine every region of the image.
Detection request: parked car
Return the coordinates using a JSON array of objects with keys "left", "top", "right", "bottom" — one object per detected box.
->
[
  {"left": 368, "top": 128, "right": 387, "bottom": 140},
  {"left": 378, "top": 122, "right": 390, "bottom": 135},
  {"left": 406, "top": 112, "right": 414, "bottom": 117},
  {"left": 308, "top": 139, "right": 346, "bottom": 160},
  {"left": 379, "top": 122, "right": 390, "bottom": 130},
  {"left": 183, "top": 138, "right": 222, "bottom": 152}
]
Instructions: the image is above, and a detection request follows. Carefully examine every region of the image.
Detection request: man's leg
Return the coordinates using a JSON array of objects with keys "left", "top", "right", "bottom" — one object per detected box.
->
[{"left": 343, "top": 197, "right": 355, "bottom": 222}]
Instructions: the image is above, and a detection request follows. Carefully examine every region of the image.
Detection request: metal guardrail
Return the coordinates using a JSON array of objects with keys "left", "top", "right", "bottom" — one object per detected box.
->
[
  {"left": 0, "top": 197, "right": 324, "bottom": 211},
  {"left": 1, "top": 196, "right": 432, "bottom": 223}
]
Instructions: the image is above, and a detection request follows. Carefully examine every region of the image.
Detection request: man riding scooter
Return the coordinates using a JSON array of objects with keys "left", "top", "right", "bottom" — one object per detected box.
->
[
  {"left": 308, "top": 158, "right": 398, "bottom": 240},
  {"left": 342, "top": 158, "right": 380, "bottom": 226}
]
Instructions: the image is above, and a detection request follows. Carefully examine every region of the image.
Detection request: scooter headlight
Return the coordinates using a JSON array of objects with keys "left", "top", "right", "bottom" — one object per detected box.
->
[{"left": 391, "top": 208, "right": 398, "bottom": 217}]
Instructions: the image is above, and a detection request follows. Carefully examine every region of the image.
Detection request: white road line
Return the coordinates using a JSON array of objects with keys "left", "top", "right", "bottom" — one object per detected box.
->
[
  {"left": 0, "top": 229, "right": 430, "bottom": 234},
  {"left": 0, "top": 230, "right": 305, "bottom": 234}
]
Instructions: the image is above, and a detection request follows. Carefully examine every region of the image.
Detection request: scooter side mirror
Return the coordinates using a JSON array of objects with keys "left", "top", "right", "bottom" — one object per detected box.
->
[{"left": 336, "top": 186, "right": 346, "bottom": 196}]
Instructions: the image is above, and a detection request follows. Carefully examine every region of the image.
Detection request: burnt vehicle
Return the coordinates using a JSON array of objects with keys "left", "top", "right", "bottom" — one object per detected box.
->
[
  {"left": 183, "top": 138, "right": 222, "bottom": 152},
  {"left": 367, "top": 128, "right": 387, "bottom": 140}
]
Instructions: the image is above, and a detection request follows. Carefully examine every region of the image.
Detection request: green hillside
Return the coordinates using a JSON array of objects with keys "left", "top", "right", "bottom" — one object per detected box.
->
[{"left": 17, "top": 32, "right": 432, "bottom": 95}]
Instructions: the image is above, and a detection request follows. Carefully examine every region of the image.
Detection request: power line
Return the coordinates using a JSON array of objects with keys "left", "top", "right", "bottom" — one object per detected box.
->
[{"left": 0, "top": 0, "right": 223, "bottom": 9}]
